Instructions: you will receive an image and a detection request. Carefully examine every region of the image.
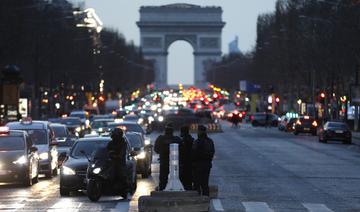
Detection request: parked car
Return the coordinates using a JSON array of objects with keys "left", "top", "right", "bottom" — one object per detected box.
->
[{"left": 318, "top": 121, "right": 352, "bottom": 144}]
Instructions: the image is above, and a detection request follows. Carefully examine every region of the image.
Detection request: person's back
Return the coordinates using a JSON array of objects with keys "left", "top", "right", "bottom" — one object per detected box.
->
[
  {"left": 179, "top": 126, "right": 194, "bottom": 190},
  {"left": 154, "top": 124, "right": 181, "bottom": 190}
]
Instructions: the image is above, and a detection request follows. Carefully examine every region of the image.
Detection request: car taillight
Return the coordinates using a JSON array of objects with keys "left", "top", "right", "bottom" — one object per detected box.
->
[
  {"left": 312, "top": 121, "right": 318, "bottom": 127},
  {"left": 250, "top": 115, "right": 254, "bottom": 121},
  {"left": 296, "top": 120, "right": 302, "bottom": 125}
]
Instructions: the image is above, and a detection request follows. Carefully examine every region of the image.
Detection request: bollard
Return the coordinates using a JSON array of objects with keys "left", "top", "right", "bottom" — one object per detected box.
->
[{"left": 165, "top": 143, "right": 184, "bottom": 191}]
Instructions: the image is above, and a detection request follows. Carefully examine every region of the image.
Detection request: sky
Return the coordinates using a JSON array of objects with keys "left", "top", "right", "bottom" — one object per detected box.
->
[{"left": 69, "top": 0, "right": 277, "bottom": 85}]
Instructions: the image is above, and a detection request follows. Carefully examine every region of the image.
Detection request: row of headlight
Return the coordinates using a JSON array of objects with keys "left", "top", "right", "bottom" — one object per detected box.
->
[
  {"left": 11, "top": 152, "right": 49, "bottom": 166},
  {"left": 62, "top": 165, "right": 101, "bottom": 176},
  {"left": 148, "top": 115, "right": 164, "bottom": 123}
]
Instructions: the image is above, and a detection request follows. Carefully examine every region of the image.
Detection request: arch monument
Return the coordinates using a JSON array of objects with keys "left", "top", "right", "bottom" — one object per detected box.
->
[{"left": 137, "top": 3, "right": 225, "bottom": 88}]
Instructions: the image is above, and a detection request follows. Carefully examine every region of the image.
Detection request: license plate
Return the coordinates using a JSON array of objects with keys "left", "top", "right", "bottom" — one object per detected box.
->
[
  {"left": 335, "top": 130, "right": 343, "bottom": 134},
  {"left": 304, "top": 128, "right": 310, "bottom": 131}
]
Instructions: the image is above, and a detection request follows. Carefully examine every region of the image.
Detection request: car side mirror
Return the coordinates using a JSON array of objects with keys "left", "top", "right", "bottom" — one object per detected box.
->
[{"left": 30, "top": 146, "right": 38, "bottom": 152}]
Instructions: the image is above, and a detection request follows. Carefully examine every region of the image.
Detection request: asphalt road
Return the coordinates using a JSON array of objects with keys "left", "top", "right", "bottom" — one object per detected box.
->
[{"left": 2, "top": 122, "right": 360, "bottom": 211}]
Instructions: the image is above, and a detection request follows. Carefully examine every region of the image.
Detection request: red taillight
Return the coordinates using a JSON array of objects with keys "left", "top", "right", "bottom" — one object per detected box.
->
[
  {"left": 0, "top": 126, "right": 10, "bottom": 135},
  {"left": 296, "top": 120, "right": 302, "bottom": 125},
  {"left": 312, "top": 121, "right": 318, "bottom": 127},
  {"left": 228, "top": 113, "right": 233, "bottom": 118},
  {"left": 250, "top": 115, "right": 254, "bottom": 121}
]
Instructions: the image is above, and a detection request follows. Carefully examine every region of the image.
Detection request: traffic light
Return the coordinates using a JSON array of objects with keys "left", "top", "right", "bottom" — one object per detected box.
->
[
  {"left": 319, "top": 92, "right": 325, "bottom": 104},
  {"left": 98, "top": 95, "right": 105, "bottom": 102},
  {"left": 275, "top": 97, "right": 280, "bottom": 103}
]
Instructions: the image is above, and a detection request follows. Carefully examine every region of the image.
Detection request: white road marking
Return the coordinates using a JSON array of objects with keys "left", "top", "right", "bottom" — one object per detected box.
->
[
  {"left": 243, "top": 202, "right": 274, "bottom": 212},
  {"left": 303, "top": 203, "right": 334, "bottom": 212},
  {"left": 211, "top": 199, "right": 224, "bottom": 211}
]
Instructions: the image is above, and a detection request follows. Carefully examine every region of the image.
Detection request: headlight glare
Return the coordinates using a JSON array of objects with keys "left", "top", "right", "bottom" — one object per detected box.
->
[
  {"left": 93, "top": 167, "right": 101, "bottom": 174},
  {"left": 39, "top": 152, "right": 49, "bottom": 160},
  {"left": 62, "top": 166, "right": 76, "bottom": 175},
  {"left": 13, "top": 155, "right": 27, "bottom": 165},
  {"left": 145, "top": 139, "right": 151, "bottom": 145},
  {"left": 135, "top": 151, "right": 146, "bottom": 160}
]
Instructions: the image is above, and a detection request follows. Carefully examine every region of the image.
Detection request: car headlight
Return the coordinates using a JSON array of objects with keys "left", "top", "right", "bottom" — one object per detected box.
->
[
  {"left": 135, "top": 151, "right": 146, "bottom": 160},
  {"left": 137, "top": 118, "right": 144, "bottom": 125},
  {"left": 91, "top": 130, "right": 98, "bottom": 135},
  {"left": 145, "top": 139, "right": 151, "bottom": 146},
  {"left": 148, "top": 116, "right": 154, "bottom": 123},
  {"left": 13, "top": 155, "right": 27, "bottom": 165},
  {"left": 158, "top": 116, "right": 164, "bottom": 122},
  {"left": 75, "top": 127, "right": 81, "bottom": 132},
  {"left": 39, "top": 152, "right": 49, "bottom": 160},
  {"left": 98, "top": 127, "right": 104, "bottom": 132},
  {"left": 85, "top": 120, "right": 90, "bottom": 127},
  {"left": 93, "top": 167, "right": 101, "bottom": 174},
  {"left": 62, "top": 166, "right": 76, "bottom": 175}
]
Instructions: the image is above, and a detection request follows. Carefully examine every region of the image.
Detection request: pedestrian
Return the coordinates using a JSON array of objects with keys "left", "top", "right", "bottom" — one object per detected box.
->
[
  {"left": 192, "top": 125, "right": 215, "bottom": 196},
  {"left": 154, "top": 123, "right": 181, "bottom": 191},
  {"left": 179, "top": 125, "right": 194, "bottom": 190}
]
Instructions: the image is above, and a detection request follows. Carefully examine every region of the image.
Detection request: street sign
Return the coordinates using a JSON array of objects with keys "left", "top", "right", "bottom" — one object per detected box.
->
[{"left": 351, "top": 85, "right": 360, "bottom": 105}]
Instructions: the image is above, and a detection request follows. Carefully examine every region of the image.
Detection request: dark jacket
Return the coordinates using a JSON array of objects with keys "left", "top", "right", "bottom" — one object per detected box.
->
[
  {"left": 192, "top": 135, "right": 215, "bottom": 166},
  {"left": 154, "top": 134, "right": 181, "bottom": 164},
  {"left": 107, "top": 137, "right": 127, "bottom": 166},
  {"left": 179, "top": 134, "right": 194, "bottom": 165}
]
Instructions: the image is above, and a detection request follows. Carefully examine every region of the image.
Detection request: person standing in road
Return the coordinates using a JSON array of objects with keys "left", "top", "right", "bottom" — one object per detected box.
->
[
  {"left": 154, "top": 123, "right": 181, "bottom": 191},
  {"left": 179, "top": 125, "right": 194, "bottom": 190},
  {"left": 192, "top": 125, "right": 215, "bottom": 196}
]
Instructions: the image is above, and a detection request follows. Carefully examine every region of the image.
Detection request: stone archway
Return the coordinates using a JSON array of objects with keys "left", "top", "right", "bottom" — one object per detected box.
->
[{"left": 137, "top": 3, "right": 225, "bottom": 88}]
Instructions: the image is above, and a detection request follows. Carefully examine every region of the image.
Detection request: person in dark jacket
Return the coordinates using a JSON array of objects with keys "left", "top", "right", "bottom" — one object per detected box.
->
[
  {"left": 179, "top": 125, "right": 194, "bottom": 190},
  {"left": 192, "top": 125, "right": 215, "bottom": 196},
  {"left": 154, "top": 124, "right": 181, "bottom": 190},
  {"left": 107, "top": 128, "right": 127, "bottom": 185}
]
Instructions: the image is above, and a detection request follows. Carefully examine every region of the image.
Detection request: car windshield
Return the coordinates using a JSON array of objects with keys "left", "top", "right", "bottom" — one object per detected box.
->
[
  {"left": 127, "top": 134, "right": 143, "bottom": 148},
  {"left": 91, "top": 121, "right": 109, "bottom": 129},
  {"left": 328, "top": 123, "right": 348, "bottom": 129},
  {"left": 18, "top": 129, "right": 47, "bottom": 145},
  {"left": 0, "top": 137, "right": 25, "bottom": 151},
  {"left": 109, "top": 123, "right": 143, "bottom": 134},
  {"left": 61, "top": 118, "right": 81, "bottom": 126},
  {"left": 52, "top": 126, "right": 67, "bottom": 138},
  {"left": 71, "top": 140, "right": 109, "bottom": 158}
]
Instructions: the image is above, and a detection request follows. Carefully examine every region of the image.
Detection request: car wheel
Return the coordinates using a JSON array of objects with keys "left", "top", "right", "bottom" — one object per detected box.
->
[{"left": 60, "top": 187, "right": 70, "bottom": 196}]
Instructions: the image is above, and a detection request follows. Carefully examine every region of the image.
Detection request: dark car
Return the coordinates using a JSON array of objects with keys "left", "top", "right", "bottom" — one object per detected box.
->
[
  {"left": 250, "top": 113, "right": 279, "bottom": 127},
  {"left": 90, "top": 119, "right": 114, "bottom": 135},
  {"left": 59, "top": 136, "right": 136, "bottom": 196},
  {"left": 61, "top": 117, "right": 85, "bottom": 137},
  {"left": 285, "top": 118, "right": 297, "bottom": 132},
  {"left": 0, "top": 127, "right": 39, "bottom": 186},
  {"left": 7, "top": 119, "right": 59, "bottom": 178},
  {"left": 107, "top": 121, "right": 146, "bottom": 136},
  {"left": 293, "top": 116, "right": 318, "bottom": 136},
  {"left": 126, "top": 132, "right": 152, "bottom": 178},
  {"left": 319, "top": 122, "right": 352, "bottom": 144},
  {"left": 50, "top": 123, "right": 76, "bottom": 166}
]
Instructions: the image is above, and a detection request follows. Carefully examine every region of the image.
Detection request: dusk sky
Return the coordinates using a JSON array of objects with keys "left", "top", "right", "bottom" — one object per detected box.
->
[{"left": 70, "top": 0, "right": 277, "bottom": 85}]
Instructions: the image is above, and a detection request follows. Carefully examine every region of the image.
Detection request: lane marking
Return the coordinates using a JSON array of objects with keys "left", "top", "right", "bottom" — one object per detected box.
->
[
  {"left": 303, "top": 203, "right": 334, "bottom": 212},
  {"left": 211, "top": 199, "right": 224, "bottom": 211},
  {"left": 243, "top": 202, "right": 274, "bottom": 212}
]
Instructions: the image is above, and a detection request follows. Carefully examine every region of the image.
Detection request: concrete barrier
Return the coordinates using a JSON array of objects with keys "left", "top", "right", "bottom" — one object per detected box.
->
[
  {"left": 138, "top": 191, "right": 210, "bottom": 212},
  {"left": 190, "top": 123, "right": 223, "bottom": 133}
]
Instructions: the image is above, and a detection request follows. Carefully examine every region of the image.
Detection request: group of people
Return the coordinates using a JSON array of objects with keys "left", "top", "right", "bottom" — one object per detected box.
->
[{"left": 154, "top": 124, "right": 215, "bottom": 196}]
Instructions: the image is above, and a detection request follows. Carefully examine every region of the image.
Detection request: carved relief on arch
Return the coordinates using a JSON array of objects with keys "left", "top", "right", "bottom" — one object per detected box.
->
[{"left": 165, "top": 34, "right": 197, "bottom": 50}]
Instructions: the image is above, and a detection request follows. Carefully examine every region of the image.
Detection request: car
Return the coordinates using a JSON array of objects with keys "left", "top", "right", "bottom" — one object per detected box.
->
[
  {"left": 50, "top": 123, "right": 76, "bottom": 166},
  {"left": 90, "top": 119, "right": 114, "bottom": 135},
  {"left": 285, "top": 118, "right": 297, "bottom": 132},
  {"left": 59, "top": 136, "right": 136, "bottom": 196},
  {"left": 6, "top": 119, "right": 58, "bottom": 178},
  {"left": 250, "top": 113, "right": 279, "bottom": 127},
  {"left": 61, "top": 117, "right": 85, "bottom": 137},
  {"left": 0, "top": 126, "right": 39, "bottom": 186},
  {"left": 318, "top": 121, "right": 352, "bottom": 144},
  {"left": 69, "top": 110, "right": 89, "bottom": 127},
  {"left": 107, "top": 121, "right": 146, "bottom": 137},
  {"left": 126, "top": 132, "right": 152, "bottom": 178},
  {"left": 293, "top": 116, "right": 318, "bottom": 136},
  {"left": 278, "top": 116, "right": 288, "bottom": 131}
]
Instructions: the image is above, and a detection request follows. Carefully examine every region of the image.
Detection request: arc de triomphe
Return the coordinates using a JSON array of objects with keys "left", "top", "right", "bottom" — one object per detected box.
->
[{"left": 137, "top": 3, "right": 225, "bottom": 88}]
